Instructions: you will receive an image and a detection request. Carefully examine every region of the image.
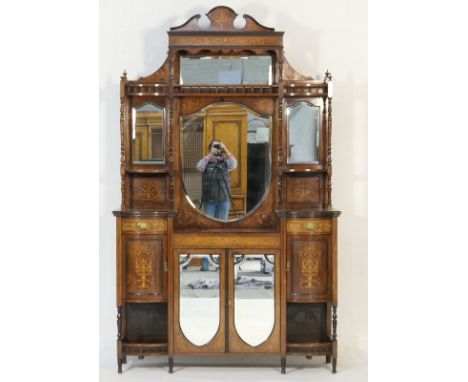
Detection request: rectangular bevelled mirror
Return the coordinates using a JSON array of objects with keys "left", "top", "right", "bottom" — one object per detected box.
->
[
  {"left": 180, "top": 56, "right": 272, "bottom": 85},
  {"left": 132, "top": 103, "right": 165, "bottom": 164},
  {"left": 287, "top": 101, "right": 320, "bottom": 164}
]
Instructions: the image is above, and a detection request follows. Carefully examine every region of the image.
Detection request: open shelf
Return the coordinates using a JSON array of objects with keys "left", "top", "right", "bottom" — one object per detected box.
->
[
  {"left": 287, "top": 302, "right": 329, "bottom": 343},
  {"left": 123, "top": 342, "right": 168, "bottom": 356},
  {"left": 125, "top": 302, "right": 167, "bottom": 344},
  {"left": 286, "top": 342, "right": 331, "bottom": 355}
]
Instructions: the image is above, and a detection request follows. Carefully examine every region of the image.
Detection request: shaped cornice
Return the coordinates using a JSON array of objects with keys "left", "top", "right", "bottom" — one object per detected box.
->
[{"left": 169, "top": 6, "right": 277, "bottom": 33}]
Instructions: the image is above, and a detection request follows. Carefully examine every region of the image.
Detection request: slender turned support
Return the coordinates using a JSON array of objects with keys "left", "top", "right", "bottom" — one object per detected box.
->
[
  {"left": 281, "top": 357, "right": 286, "bottom": 374},
  {"left": 332, "top": 305, "right": 338, "bottom": 373},
  {"left": 122, "top": 355, "right": 127, "bottom": 364},
  {"left": 169, "top": 357, "right": 174, "bottom": 373},
  {"left": 117, "top": 306, "right": 123, "bottom": 373},
  {"left": 326, "top": 355, "right": 331, "bottom": 363}
]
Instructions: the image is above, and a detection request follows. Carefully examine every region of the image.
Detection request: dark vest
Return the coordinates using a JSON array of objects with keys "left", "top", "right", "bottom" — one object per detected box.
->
[{"left": 201, "top": 159, "right": 231, "bottom": 202}]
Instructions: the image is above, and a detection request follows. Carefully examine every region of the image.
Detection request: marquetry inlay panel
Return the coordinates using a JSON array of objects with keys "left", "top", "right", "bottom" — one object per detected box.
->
[
  {"left": 285, "top": 176, "right": 322, "bottom": 205},
  {"left": 173, "top": 234, "right": 280, "bottom": 249},
  {"left": 125, "top": 237, "right": 164, "bottom": 296},
  {"left": 134, "top": 245, "right": 153, "bottom": 289},
  {"left": 122, "top": 219, "right": 167, "bottom": 234},
  {"left": 287, "top": 219, "right": 332, "bottom": 234},
  {"left": 298, "top": 247, "right": 321, "bottom": 290},
  {"left": 289, "top": 237, "right": 329, "bottom": 298},
  {"left": 135, "top": 183, "right": 161, "bottom": 200},
  {"left": 129, "top": 175, "right": 167, "bottom": 210},
  {"left": 169, "top": 35, "right": 282, "bottom": 47}
]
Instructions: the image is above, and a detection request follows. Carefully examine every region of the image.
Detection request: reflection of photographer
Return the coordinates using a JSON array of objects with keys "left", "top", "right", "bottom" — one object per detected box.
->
[{"left": 196, "top": 140, "right": 238, "bottom": 220}]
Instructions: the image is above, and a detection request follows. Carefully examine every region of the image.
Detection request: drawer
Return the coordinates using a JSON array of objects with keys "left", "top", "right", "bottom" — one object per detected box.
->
[
  {"left": 121, "top": 218, "right": 167, "bottom": 234},
  {"left": 286, "top": 219, "right": 332, "bottom": 235}
]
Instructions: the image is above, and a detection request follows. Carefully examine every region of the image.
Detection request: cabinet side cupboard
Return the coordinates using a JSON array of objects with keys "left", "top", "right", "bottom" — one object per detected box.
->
[{"left": 112, "top": 6, "right": 341, "bottom": 375}]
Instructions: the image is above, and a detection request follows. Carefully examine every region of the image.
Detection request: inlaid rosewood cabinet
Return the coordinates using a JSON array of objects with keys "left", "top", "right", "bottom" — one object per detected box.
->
[{"left": 112, "top": 6, "right": 341, "bottom": 374}]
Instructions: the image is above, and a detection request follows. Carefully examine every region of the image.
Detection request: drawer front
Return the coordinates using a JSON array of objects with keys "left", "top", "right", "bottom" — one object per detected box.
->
[
  {"left": 121, "top": 218, "right": 167, "bottom": 234},
  {"left": 286, "top": 219, "right": 332, "bottom": 235}
]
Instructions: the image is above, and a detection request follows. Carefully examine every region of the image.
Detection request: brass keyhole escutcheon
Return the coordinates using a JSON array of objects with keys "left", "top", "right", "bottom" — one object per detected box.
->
[{"left": 304, "top": 222, "right": 316, "bottom": 231}]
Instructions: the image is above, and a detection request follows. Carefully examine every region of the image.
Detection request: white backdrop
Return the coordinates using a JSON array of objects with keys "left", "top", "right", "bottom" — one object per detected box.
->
[{"left": 100, "top": 0, "right": 367, "bottom": 375}]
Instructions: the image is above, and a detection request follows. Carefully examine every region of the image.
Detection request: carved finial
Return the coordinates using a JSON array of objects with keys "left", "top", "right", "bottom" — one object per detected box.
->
[
  {"left": 121, "top": 70, "right": 127, "bottom": 80},
  {"left": 325, "top": 70, "right": 332, "bottom": 81}
]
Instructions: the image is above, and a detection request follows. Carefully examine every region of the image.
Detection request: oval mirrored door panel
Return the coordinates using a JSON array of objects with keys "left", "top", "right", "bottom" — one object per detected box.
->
[
  {"left": 179, "top": 254, "right": 220, "bottom": 346},
  {"left": 234, "top": 254, "right": 275, "bottom": 347},
  {"left": 181, "top": 103, "right": 271, "bottom": 221}
]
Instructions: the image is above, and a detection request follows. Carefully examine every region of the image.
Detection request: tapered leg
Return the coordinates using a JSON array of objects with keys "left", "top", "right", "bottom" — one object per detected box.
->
[
  {"left": 326, "top": 355, "right": 331, "bottom": 363},
  {"left": 332, "top": 358, "right": 337, "bottom": 373},
  {"left": 281, "top": 357, "right": 286, "bottom": 374},
  {"left": 169, "top": 357, "right": 174, "bottom": 374},
  {"left": 118, "top": 358, "right": 123, "bottom": 374},
  {"left": 305, "top": 355, "right": 312, "bottom": 360},
  {"left": 122, "top": 355, "right": 127, "bottom": 364}
]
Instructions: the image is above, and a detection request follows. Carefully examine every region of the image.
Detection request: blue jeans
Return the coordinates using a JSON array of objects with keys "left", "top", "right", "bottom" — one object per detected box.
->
[
  {"left": 201, "top": 200, "right": 230, "bottom": 271},
  {"left": 203, "top": 200, "right": 231, "bottom": 220}
]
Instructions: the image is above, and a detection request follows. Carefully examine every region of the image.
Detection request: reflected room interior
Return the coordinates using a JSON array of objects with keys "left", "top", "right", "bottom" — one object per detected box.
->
[
  {"left": 179, "top": 253, "right": 275, "bottom": 347},
  {"left": 132, "top": 103, "right": 165, "bottom": 164},
  {"left": 181, "top": 103, "right": 271, "bottom": 221}
]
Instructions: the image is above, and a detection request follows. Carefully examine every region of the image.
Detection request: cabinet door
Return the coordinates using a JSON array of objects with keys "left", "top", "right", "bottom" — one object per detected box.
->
[
  {"left": 123, "top": 235, "right": 167, "bottom": 301},
  {"left": 287, "top": 235, "right": 331, "bottom": 302},
  {"left": 228, "top": 250, "right": 280, "bottom": 353},
  {"left": 174, "top": 250, "right": 226, "bottom": 353}
]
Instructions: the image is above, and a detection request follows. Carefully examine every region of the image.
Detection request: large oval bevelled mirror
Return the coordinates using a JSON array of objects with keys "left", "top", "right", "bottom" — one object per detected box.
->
[{"left": 181, "top": 103, "right": 271, "bottom": 221}]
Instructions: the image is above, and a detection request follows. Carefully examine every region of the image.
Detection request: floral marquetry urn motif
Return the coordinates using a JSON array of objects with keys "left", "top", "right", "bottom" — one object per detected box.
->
[
  {"left": 134, "top": 245, "right": 153, "bottom": 289},
  {"left": 299, "top": 247, "right": 321, "bottom": 290}
]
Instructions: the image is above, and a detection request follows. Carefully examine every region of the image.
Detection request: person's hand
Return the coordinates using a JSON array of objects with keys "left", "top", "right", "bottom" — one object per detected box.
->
[{"left": 220, "top": 142, "right": 231, "bottom": 156}]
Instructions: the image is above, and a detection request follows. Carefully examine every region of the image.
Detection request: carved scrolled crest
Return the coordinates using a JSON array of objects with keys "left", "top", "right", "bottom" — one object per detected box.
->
[
  {"left": 170, "top": 6, "right": 275, "bottom": 33},
  {"left": 137, "top": 57, "right": 170, "bottom": 82},
  {"left": 282, "top": 57, "right": 313, "bottom": 81}
]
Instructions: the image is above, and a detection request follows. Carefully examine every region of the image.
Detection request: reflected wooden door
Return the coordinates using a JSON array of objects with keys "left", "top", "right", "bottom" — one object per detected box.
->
[{"left": 205, "top": 105, "right": 248, "bottom": 215}]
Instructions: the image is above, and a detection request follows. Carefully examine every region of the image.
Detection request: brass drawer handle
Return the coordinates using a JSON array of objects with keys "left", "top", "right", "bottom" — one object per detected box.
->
[
  {"left": 164, "top": 261, "right": 168, "bottom": 272},
  {"left": 304, "top": 222, "right": 317, "bottom": 231},
  {"left": 286, "top": 261, "right": 291, "bottom": 272},
  {"left": 136, "top": 222, "right": 151, "bottom": 230}
]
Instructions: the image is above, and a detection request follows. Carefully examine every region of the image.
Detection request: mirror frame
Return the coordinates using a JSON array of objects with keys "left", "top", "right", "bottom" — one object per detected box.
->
[
  {"left": 284, "top": 97, "right": 326, "bottom": 170},
  {"left": 179, "top": 102, "right": 273, "bottom": 223}
]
